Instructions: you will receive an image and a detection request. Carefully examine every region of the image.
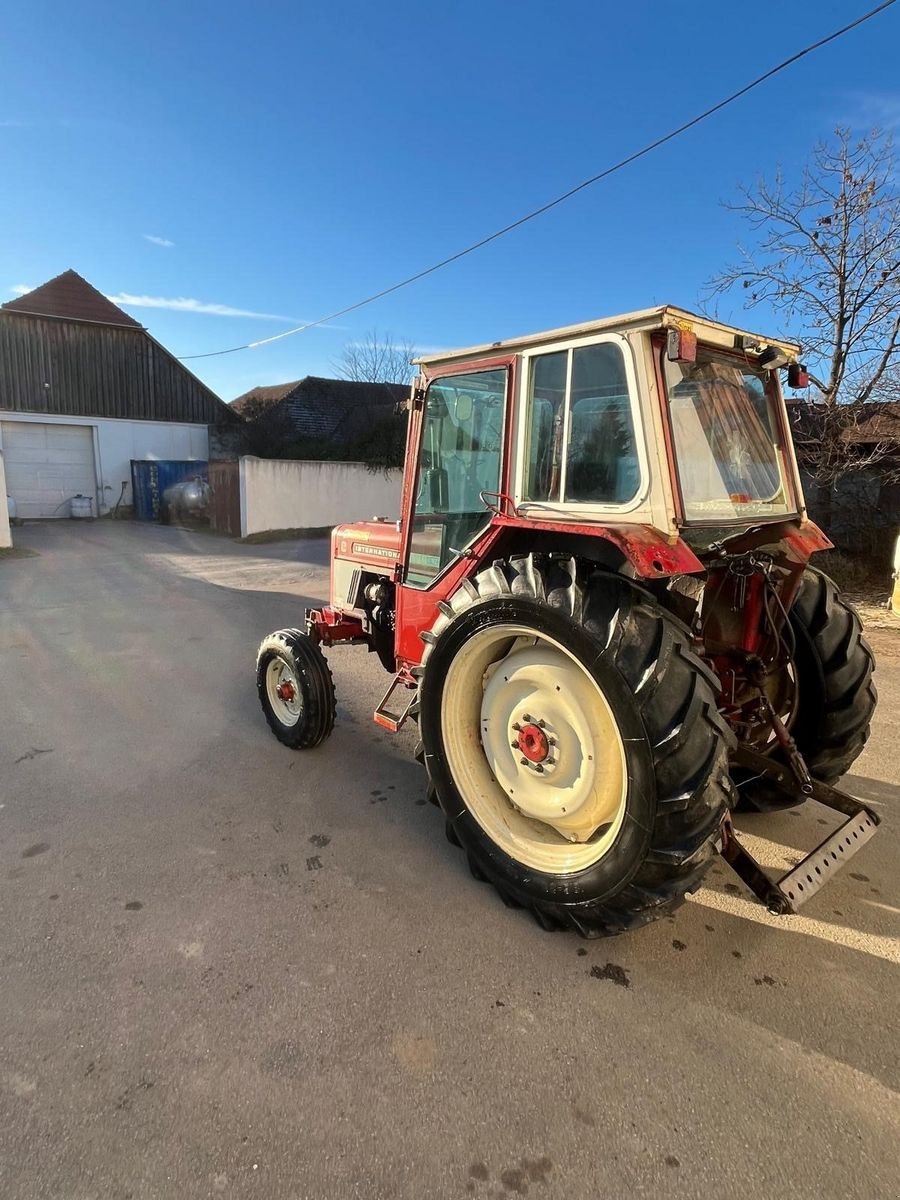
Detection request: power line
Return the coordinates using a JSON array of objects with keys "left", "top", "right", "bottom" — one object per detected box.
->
[{"left": 180, "top": 0, "right": 897, "bottom": 362}]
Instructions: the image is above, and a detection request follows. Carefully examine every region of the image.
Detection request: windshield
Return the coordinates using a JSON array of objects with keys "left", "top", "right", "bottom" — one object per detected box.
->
[{"left": 663, "top": 350, "right": 795, "bottom": 522}]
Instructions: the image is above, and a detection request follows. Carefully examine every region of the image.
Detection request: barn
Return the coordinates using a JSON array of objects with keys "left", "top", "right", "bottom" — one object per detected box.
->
[{"left": 0, "top": 270, "right": 236, "bottom": 523}]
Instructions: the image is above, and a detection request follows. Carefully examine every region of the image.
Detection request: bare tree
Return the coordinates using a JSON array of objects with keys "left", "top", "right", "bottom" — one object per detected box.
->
[
  {"left": 334, "top": 329, "right": 417, "bottom": 384},
  {"left": 704, "top": 128, "right": 900, "bottom": 488}
]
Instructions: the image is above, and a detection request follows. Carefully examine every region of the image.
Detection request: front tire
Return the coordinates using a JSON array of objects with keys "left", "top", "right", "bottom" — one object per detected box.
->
[
  {"left": 256, "top": 629, "right": 336, "bottom": 749},
  {"left": 417, "top": 556, "right": 734, "bottom": 937}
]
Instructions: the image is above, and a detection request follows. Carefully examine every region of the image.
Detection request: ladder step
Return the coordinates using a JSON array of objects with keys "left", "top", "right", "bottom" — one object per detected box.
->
[{"left": 374, "top": 673, "right": 417, "bottom": 733}]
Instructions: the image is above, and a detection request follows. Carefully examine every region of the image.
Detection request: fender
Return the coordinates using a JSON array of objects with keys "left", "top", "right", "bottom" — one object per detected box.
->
[
  {"left": 394, "top": 516, "right": 703, "bottom": 667},
  {"left": 490, "top": 514, "right": 704, "bottom": 578}
]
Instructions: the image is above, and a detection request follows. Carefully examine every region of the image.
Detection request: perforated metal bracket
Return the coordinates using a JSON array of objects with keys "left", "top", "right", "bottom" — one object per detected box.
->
[{"left": 722, "top": 746, "right": 880, "bottom": 914}]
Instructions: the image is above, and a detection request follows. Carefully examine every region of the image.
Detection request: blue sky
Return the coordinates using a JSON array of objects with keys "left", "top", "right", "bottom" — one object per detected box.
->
[{"left": 2, "top": 1, "right": 898, "bottom": 401}]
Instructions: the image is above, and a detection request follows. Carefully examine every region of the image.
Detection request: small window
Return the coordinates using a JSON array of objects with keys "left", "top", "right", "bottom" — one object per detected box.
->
[
  {"left": 523, "top": 351, "right": 566, "bottom": 502},
  {"left": 521, "top": 339, "right": 639, "bottom": 507}
]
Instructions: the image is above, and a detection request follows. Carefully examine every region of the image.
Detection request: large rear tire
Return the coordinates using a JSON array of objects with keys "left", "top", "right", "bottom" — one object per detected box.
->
[
  {"left": 416, "top": 555, "right": 734, "bottom": 937},
  {"left": 737, "top": 568, "right": 876, "bottom": 812},
  {"left": 256, "top": 629, "right": 336, "bottom": 749}
]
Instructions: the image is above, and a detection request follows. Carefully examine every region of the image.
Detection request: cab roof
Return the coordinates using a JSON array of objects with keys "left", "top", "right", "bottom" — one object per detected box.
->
[{"left": 415, "top": 305, "right": 801, "bottom": 367}]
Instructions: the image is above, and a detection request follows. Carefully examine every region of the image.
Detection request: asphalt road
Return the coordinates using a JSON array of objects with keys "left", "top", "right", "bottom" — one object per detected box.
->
[{"left": 1, "top": 522, "right": 898, "bottom": 1200}]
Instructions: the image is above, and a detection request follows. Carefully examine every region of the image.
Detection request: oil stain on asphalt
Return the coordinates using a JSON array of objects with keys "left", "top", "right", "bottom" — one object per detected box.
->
[{"left": 590, "top": 962, "right": 630, "bottom": 988}]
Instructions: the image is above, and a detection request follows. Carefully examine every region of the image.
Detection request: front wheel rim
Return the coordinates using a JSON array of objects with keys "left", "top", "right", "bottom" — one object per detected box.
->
[
  {"left": 265, "top": 656, "right": 302, "bottom": 726},
  {"left": 440, "top": 623, "right": 628, "bottom": 874}
]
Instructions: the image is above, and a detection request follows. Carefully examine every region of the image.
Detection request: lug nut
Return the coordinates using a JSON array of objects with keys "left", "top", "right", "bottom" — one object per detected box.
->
[
  {"left": 512, "top": 722, "right": 522, "bottom": 731},
  {"left": 538, "top": 719, "right": 546, "bottom": 728},
  {"left": 535, "top": 764, "right": 544, "bottom": 773},
  {"left": 522, "top": 713, "right": 533, "bottom": 723},
  {"left": 520, "top": 758, "right": 528, "bottom": 766}
]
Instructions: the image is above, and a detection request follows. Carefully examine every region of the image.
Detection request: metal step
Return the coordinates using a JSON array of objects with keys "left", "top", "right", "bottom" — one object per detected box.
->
[
  {"left": 778, "top": 810, "right": 878, "bottom": 909},
  {"left": 373, "top": 673, "right": 417, "bottom": 733}
]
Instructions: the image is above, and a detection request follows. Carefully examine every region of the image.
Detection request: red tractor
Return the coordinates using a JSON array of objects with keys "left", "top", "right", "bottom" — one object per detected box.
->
[{"left": 256, "top": 306, "right": 878, "bottom": 937}]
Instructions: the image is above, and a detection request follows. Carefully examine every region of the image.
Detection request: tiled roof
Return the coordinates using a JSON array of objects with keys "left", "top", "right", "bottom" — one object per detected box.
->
[
  {"left": 288, "top": 378, "right": 407, "bottom": 440},
  {"left": 787, "top": 399, "right": 900, "bottom": 445},
  {"left": 231, "top": 375, "right": 408, "bottom": 440},
  {"left": 230, "top": 380, "right": 303, "bottom": 417},
  {"left": 1, "top": 269, "right": 142, "bottom": 329}
]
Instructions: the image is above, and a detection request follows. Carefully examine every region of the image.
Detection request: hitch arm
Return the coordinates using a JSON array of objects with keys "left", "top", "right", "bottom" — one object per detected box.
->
[{"left": 722, "top": 746, "right": 880, "bottom": 915}]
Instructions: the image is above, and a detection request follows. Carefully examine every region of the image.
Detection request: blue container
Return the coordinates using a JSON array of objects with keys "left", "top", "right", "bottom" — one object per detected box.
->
[{"left": 131, "top": 460, "right": 209, "bottom": 522}]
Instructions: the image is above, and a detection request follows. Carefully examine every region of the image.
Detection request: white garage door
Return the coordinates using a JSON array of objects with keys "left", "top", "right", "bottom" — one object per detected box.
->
[{"left": 2, "top": 422, "right": 96, "bottom": 519}]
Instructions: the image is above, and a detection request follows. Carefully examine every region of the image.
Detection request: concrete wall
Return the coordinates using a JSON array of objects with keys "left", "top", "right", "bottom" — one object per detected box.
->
[
  {"left": 0, "top": 445, "right": 11, "bottom": 547},
  {"left": 240, "top": 457, "right": 402, "bottom": 537},
  {"left": 0, "top": 410, "right": 208, "bottom": 515}
]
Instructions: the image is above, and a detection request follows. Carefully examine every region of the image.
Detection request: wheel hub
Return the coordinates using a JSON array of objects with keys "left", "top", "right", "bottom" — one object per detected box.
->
[
  {"left": 276, "top": 680, "right": 296, "bottom": 702},
  {"left": 516, "top": 721, "right": 550, "bottom": 764}
]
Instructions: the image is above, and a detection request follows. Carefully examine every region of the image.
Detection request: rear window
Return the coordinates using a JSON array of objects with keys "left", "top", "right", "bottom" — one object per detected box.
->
[{"left": 664, "top": 351, "right": 794, "bottom": 522}]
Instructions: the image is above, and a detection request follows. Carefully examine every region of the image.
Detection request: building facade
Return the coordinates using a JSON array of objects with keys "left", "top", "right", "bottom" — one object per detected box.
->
[{"left": 0, "top": 270, "right": 236, "bottom": 519}]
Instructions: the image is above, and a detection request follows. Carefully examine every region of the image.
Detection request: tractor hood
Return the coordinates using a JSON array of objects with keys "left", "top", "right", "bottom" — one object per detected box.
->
[{"left": 332, "top": 519, "right": 402, "bottom": 570}]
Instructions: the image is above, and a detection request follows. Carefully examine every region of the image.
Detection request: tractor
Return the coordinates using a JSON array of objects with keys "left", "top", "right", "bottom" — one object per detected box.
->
[{"left": 256, "top": 306, "right": 878, "bottom": 937}]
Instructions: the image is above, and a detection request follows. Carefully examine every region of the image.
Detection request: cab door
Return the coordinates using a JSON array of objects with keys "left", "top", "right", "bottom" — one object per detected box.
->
[{"left": 394, "top": 360, "right": 513, "bottom": 664}]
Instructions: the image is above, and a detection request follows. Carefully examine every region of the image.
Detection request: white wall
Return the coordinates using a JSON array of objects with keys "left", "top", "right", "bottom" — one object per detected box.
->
[
  {"left": 0, "top": 447, "right": 11, "bottom": 547},
  {"left": 240, "top": 457, "right": 402, "bottom": 537},
  {"left": 0, "top": 411, "right": 208, "bottom": 515}
]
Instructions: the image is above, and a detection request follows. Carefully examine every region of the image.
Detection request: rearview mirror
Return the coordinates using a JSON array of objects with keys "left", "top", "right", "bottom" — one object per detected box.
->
[{"left": 454, "top": 393, "right": 474, "bottom": 423}]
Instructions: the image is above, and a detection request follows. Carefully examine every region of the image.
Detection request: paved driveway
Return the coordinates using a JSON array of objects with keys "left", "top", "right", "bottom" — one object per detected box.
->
[{"left": 1, "top": 522, "right": 898, "bottom": 1200}]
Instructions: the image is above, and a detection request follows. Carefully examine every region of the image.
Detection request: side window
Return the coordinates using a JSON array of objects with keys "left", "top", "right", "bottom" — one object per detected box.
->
[
  {"left": 520, "top": 339, "right": 640, "bottom": 507},
  {"left": 565, "top": 342, "right": 639, "bottom": 503},
  {"left": 523, "top": 351, "right": 566, "bottom": 502},
  {"left": 407, "top": 368, "right": 507, "bottom": 587}
]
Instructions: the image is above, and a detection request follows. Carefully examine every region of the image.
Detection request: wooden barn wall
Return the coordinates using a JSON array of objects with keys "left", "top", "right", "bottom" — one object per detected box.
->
[{"left": 0, "top": 314, "right": 229, "bottom": 425}]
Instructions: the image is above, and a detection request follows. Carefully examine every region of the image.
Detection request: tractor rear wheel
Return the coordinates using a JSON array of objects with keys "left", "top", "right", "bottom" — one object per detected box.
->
[
  {"left": 738, "top": 568, "right": 876, "bottom": 812},
  {"left": 256, "top": 629, "right": 336, "bottom": 749},
  {"left": 416, "top": 555, "right": 734, "bottom": 937}
]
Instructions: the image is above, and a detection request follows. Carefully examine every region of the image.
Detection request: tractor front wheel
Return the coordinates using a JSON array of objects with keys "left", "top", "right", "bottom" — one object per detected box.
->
[
  {"left": 417, "top": 555, "right": 734, "bottom": 937},
  {"left": 256, "top": 628, "right": 336, "bottom": 749}
]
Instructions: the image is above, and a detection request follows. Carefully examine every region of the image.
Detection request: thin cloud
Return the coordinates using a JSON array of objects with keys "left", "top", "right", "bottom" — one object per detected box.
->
[
  {"left": 842, "top": 91, "right": 900, "bottom": 131},
  {"left": 0, "top": 120, "right": 30, "bottom": 128},
  {"left": 8, "top": 282, "right": 344, "bottom": 328},
  {"left": 107, "top": 293, "right": 299, "bottom": 321},
  {"left": 143, "top": 234, "right": 175, "bottom": 248}
]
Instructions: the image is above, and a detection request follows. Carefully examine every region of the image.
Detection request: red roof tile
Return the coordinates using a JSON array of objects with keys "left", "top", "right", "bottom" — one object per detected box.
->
[{"left": 1, "top": 269, "right": 142, "bottom": 329}]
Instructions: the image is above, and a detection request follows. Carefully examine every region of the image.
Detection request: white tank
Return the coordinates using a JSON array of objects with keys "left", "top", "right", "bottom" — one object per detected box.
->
[{"left": 70, "top": 494, "right": 94, "bottom": 519}]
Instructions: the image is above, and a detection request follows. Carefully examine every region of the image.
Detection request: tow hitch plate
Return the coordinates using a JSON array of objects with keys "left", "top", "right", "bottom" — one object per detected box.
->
[{"left": 721, "top": 746, "right": 880, "bottom": 915}]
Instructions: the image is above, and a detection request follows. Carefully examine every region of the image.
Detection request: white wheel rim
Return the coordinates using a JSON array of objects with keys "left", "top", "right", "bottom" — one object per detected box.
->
[
  {"left": 440, "top": 623, "right": 628, "bottom": 874},
  {"left": 266, "top": 657, "right": 302, "bottom": 726}
]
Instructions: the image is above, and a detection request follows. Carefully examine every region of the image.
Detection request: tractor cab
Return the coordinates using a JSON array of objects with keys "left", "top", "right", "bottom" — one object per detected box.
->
[
  {"left": 328, "top": 306, "right": 817, "bottom": 666},
  {"left": 404, "top": 306, "right": 806, "bottom": 570}
]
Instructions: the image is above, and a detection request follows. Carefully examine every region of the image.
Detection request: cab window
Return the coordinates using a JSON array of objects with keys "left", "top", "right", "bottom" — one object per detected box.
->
[
  {"left": 407, "top": 368, "right": 507, "bottom": 587},
  {"left": 521, "top": 340, "right": 639, "bottom": 505}
]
